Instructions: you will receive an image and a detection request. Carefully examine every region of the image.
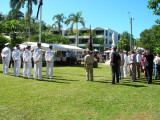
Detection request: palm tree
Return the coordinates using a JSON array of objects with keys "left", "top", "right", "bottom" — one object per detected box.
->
[
  {"left": 10, "top": 0, "right": 37, "bottom": 41},
  {"left": 65, "top": 11, "right": 85, "bottom": 46},
  {"left": 52, "top": 14, "right": 65, "bottom": 35},
  {"left": 4, "top": 20, "right": 21, "bottom": 47},
  {"left": 7, "top": 9, "right": 24, "bottom": 20}
]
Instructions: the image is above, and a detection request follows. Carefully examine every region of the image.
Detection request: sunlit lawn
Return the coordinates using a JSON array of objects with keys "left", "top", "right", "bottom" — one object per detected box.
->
[{"left": 0, "top": 63, "right": 160, "bottom": 120}]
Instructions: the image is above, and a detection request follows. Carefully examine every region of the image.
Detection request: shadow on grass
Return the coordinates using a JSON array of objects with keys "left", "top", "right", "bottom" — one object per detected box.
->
[
  {"left": 41, "top": 76, "right": 79, "bottom": 82},
  {"left": 36, "top": 79, "right": 70, "bottom": 84},
  {"left": 119, "top": 83, "right": 147, "bottom": 87},
  {"left": 93, "top": 80, "right": 110, "bottom": 84},
  {"left": 134, "top": 78, "right": 160, "bottom": 85}
]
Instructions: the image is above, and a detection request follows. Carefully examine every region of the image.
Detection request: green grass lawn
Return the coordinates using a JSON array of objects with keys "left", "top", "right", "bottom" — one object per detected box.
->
[{"left": 0, "top": 63, "right": 160, "bottom": 120}]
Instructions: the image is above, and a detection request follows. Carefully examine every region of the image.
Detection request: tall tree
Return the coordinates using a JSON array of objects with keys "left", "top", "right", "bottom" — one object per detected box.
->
[
  {"left": 117, "top": 31, "right": 134, "bottom": 51},
  {"left": 52, "top": 14, "right": 65, "bottom": 35},
  {"left": 148, "top": 0, "right": 160, "bottom": 24},
  {"left": 147, "top": 0, "right": 160, "bottom": 54},
  {"left": 140, "top": 25, "right": 160, "bottom": 53},
  {"left": 7, "top": 9, "right": 24, "bottom": 20},
  {"left": 0, "top": 12, "right": 5, "bottom": 21},
  {"left": 4, "top": 20, "right": 22, "bottom": 47},
  {"left": 65, "top": 11, "right": 85, "bottom": 46},
  {"left": 10, "top": 0, "right": 37, "bottom": 41}
]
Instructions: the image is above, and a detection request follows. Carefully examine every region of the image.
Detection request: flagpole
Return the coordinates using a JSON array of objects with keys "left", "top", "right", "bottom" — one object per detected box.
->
[{"left": 39, "top": 5, "right": 42, "bottom": 43}]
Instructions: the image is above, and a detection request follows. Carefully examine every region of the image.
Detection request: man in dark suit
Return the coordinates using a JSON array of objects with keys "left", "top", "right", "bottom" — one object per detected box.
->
[
  {"left": 145, "top": 49, "right": 154, "bottom": 84},
  {"left": 110, "top": 47, "right": 121, "bottom": 84}
]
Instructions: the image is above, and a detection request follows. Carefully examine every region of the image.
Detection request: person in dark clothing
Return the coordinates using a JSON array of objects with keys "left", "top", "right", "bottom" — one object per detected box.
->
[
  {"left": 110, "top": 47, "right": 121, "bottom": 84},
  {"left": 145, "top": 50, "right": 154, "bottom": 84}
]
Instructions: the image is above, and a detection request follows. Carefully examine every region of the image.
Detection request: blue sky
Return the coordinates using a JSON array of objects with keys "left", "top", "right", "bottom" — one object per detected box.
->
[{"left": 0, "top": 0, "right": 159, "bottom": 38}]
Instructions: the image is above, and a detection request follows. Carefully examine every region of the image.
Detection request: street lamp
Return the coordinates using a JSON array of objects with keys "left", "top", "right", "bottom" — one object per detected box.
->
[{"left": 128, "top": 12, "right": 133, "bottom": 50}]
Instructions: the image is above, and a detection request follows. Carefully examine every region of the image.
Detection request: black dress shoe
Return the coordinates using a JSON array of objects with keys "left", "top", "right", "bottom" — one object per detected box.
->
[{"left": 109, "top": 83, "right": 115, "bottom": 84}]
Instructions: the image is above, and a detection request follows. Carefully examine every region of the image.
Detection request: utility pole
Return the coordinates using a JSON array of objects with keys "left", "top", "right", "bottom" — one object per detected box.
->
[
  {"left": 128, "top": 12, "right": 133, "bottom": 50},
  {"left": 39, "top": 5, "right": 42, "bottom": 43}
]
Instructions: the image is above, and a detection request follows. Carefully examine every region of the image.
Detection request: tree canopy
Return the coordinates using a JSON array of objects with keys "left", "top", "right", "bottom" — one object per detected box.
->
[{"left": 117, "top": 31, "right": 134, "bottom": 51}]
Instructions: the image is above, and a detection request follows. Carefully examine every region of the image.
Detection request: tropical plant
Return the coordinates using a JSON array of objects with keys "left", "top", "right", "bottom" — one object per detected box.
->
[
  {"left": 52, "top": 14, "right": 65, "bottom": 35},
  {"left": 10, "top": 0, "right": 38, "bottom": 41},
  {"left": 0, "top": 21, "right": 4, "bottom": 34},
  {"left": 0, "top": 34, "right": 10, "bottom": 52},
  {"left": 139, "top": 25, "right": 160, "bottom": 54},
  {"left": 117, "top": 31, "right": 134, "bottom": 51},
  {"left": 6, "top": 9, "right": 24, "bottom": 20},
  {"left": 0, "top": 12, "right": 5, "bottom": 21},
  {"left": 30, "top": 33, "right": 70, "bottom": 44},
  {"left": 147, "top": 0, "right": 160, "bottom": 24},
  {"left": 147, "top": 0, "right": 160, "bottom": 54},
  {"left": 65, "top": 11, "right": 85, "bottom": 46},
  {"left": 4, "top": 20, "right": 22, "bottom": 47}
]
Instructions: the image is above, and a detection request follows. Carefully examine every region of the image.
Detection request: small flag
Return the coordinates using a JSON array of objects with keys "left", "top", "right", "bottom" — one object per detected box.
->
[
  {"left": 88, "top": 25, "right": 92, "bottom": 51},
  {"left": 36, "top": 0, "right": 43, "bottom": 19}
]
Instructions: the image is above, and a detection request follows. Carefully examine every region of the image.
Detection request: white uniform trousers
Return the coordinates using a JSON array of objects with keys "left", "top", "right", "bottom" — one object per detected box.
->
[
  {"left": 120, "top": 66, "right": 124, "bottom": 78},
  {"left": 34, "top": 62, "right": 42, "bottom": 80},
  {"left": 14, "top": 61, "right": 21, "bottom": 77},
  {"left": 2, "top": 59, "right": 10, "bottom": 75},
  {"left": 46, "top": 62, "right": 53, "bottom": 79},
  {"left": 23, "top": 62, "right": 32, "bottom": 78},
  {"left": 123, "top": 66, "right": 128, "bottom": 77}
]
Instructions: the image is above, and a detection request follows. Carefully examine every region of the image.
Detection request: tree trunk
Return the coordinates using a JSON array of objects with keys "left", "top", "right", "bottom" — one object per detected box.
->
[
  {"left": 76, "top": 22, "right": 78, "bottom": 47},
  {"left": 28, "top": 18, "right": 31, "bottom": 41}
]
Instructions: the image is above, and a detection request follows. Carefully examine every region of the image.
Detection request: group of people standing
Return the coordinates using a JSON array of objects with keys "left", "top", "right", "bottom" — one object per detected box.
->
[
  {"left": 110, "top": 47, "right": 160, "bottom": 84},
  {"left": 1, "top": 43, "right": 54, "bottom": 80},
  {"left": 1, "top": 42, "right": 160, "bottom": 84},
  {"left": 65, "top": 50, "right": 75, "bottom": 65}
]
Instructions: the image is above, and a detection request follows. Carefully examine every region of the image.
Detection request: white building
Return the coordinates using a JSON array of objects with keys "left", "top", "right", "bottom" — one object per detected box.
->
[{"left": 49, "top": 27, "right": 119, "bottom": 51}]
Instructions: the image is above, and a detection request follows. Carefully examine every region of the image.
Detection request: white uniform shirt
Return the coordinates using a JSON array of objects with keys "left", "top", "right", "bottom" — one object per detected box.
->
[
  {"left": 1, "top": 47, "right": 11, "bottom": 61},
  {"left": 23, "top": 49, "right": 32, "bottom": 62},
  {"left": 33, "top": 48, "right": 42, "bottom": 62},
  {"left": 130, "top": 54, "right": 136, "bottom": 63},
  {"left": 136, "top": 54, "right": 142, "bottom": 63},
  {"left": 12, "top": 49, "right": 21, "bottom": 61},
  {"left": 154, "top": 56, "right": 160, "bottom": 65},
  {"left": 124, "top": 54, "right": 128, "bottom": 66},
  {"left": 128, "top": 55, "right": 131, "bottom": 64},
  {"left": 66, "top": 52, "right": 70, "bottom": 58},
  {"left": 45, "top": 49, "right": 54, "bottom": 62}
]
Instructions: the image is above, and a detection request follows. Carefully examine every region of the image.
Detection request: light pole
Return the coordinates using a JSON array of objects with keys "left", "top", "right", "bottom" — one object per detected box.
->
[{"left": 128, "top": 12, "right": 132, "bottom": 50}]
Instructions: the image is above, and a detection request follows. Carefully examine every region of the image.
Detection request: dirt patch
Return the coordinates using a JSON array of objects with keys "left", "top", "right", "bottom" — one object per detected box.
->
[{"left": 130, "top": 113, "right": 153, "bottom": 120}]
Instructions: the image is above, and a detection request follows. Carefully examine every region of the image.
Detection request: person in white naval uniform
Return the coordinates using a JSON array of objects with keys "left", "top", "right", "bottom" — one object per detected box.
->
[
  {"left": 33, "top": 43, "right": 42, "bottom": 80},
  {"left": 45, "top": 45, "right": 54, "bottom": 79},
  {"left": 1, "top": 43, "right": 11, "bottom": 75},
  {"left": 123, "top": 51, "right": 128, "bottom": 77},
  {"left": 23, "top": 45, "right": 32, "bottom": 79},
  {"left": 12, "top": 44, "right": 21, "bottom": 77}
]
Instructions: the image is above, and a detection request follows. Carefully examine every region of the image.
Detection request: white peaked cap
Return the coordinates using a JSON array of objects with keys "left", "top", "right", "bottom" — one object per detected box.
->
[{"left": 5, "top": 43, "right": 10, "bottom": 46}]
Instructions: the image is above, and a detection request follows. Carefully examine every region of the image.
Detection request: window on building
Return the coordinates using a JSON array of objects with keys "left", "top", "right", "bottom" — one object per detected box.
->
[
  {"left": 109, "top": 40, "right": 112, "bottom": 44},
  {"left": 79, "top": 30, "right": 89, "bottom": 36},
  {"left": 106, "top": 30, "right": 108, "bottom": 36},
  {"left": 109, "top": 33, "right": 112, "bottom": 37},
  {"left": 106, "top": 38, "right": 108, "bottom": 44},
  {"left": 70, "top": 39, "right": 75, "bottom": 44},
  {"left": 93, "top": 30, "right": 104, "bottom": 35},
  {"left": 79, "top": 39, "right": 88, "bottom": 44},
  {"left": 65, "top": 30, "right": 69, "bottom": 36}
]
